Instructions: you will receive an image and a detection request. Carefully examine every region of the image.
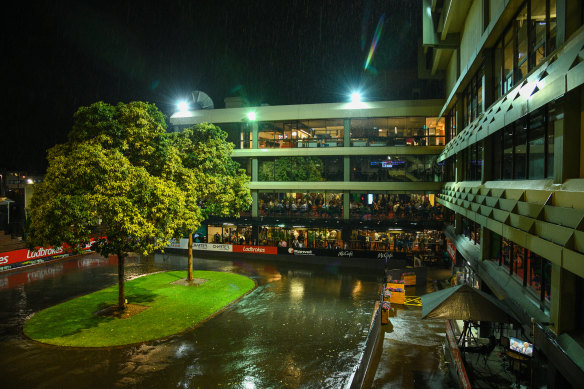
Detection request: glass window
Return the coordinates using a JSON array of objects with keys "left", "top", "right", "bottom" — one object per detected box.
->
[
  {"left": 492, "top": 131, "right": 502, "bottom": 180},
  {"left": 259, "top": 156, "right": 341, "bottom": 182},
  {"left": 516, "top": 4, "right": 528, "bottom": 82},
  {"left": 531, "top": 0, "right": 548, "bottom": 69},
  {"left": 528, "top": 111, "right": 546, "bottom": 179},
  {"left": 503, "top": 127, "right": 514, "bottom": 179},
  {"left": 514, "top": 121, "right": 527, "bottom": 179},
  {"left": 549, "top": 0, "right": 557, "bottom": 53},
  {"left": 494, "top": 40, "right": 503, "bottom": 100},
  {"left": 546, "top": 100, "right": 561, "bottom": 178},
  {"left": 503, "top": 28, "right": 514, "bottom": 94}
]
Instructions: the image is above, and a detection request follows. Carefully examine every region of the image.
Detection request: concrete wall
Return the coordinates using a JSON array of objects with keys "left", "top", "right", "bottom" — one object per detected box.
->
[
  {"left": 445, "top": 50, "right": 459, "bottom": 97},
  {"left": 459, "top": 0, "right": 483, "bottom": 76}
]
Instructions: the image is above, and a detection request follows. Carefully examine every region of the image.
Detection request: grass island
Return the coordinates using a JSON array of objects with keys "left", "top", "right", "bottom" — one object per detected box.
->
[{"left": 24, "top": 270, "right": 255, "bottom": 347}]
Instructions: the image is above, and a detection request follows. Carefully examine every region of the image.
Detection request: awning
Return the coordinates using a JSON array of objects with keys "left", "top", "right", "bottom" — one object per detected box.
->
[{"left": 421, "top": 284, "right": 519, "bottom": 323}]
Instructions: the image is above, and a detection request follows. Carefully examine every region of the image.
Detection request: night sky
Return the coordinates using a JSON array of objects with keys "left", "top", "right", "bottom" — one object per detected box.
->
[{"left": 3, "top": 0, "right": 422, "bottom": 172}]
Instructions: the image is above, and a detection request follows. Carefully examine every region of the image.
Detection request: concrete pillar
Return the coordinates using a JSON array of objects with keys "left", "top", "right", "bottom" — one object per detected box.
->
[
  {"left": 343, "top": 191, "right": 350, "bottom": 220},
  {"left": 251, "top": 121, "right": 258, "bottom": 149},
  {"left": 344, "top": 118, "right": 351, "bottom": 147},
  {"left": 251, "top": 190, "right": 258, "bottom": 218},
  {"left": 553, "top": 89, "right": 581, "bottom": 183},
  {"left": 550, "top": 264, "right": 577, "bottom": 334}
]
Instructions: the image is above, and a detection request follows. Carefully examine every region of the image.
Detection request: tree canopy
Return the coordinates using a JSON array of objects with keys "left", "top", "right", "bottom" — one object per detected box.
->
[{"left": 27, "top": 101, "right": 201, "bottom": 309}]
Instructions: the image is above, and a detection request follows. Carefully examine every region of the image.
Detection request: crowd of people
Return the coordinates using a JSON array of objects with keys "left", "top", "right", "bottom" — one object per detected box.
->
[
  {"left": 256, "top": 193, "right": 446, "bottom": 221},
  {"left": 258, "top": 193, "right": 343, "bottom": 218},
  {"left": 350, "top": 194, "right": 444, "bottom": 221}
]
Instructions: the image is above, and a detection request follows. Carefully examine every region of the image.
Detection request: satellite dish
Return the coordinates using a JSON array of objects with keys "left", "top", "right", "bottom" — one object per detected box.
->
[{"left": 191, "top": 90, "right": 214, "bottom": 109}]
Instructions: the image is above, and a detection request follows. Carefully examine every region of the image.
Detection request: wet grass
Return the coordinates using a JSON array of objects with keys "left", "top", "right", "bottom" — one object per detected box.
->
[{"left": 23, "top": 271, "right": 255, "bottom": 347}]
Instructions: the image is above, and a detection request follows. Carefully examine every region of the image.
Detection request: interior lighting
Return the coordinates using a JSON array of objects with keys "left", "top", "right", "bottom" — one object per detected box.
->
[{"left": 177, "top": 101, "right": 189, "bottom": 112}]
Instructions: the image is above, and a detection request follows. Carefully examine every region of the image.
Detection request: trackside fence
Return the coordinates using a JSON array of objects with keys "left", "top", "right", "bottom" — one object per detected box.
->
[{"left": 345, "top": 297, "right": 383, "bottom": 388}]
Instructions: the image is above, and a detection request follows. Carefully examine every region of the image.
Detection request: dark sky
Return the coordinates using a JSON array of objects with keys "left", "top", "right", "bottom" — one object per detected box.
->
[{"left": 3, "top": 0, "right": 421, "bottom": 172}]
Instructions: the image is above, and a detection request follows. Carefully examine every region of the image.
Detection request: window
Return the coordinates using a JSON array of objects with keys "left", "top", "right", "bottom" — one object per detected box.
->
[
  {"left": 528, "top": 111, "right": 545, "bottom": 179},
  {"left": 491, "top": 131, "right": 502, "bottom": 180},
  {"left": 514, "top": 121, "right": 527, "bottom": 179},
  {"left": 515, "top": 4, "right": 529, "bottom": 82},
  {"left": 503, "top": 28, "right": 514, "bottom": 94},
  {"left": 494, "top": 0, "right": 558, "bottom": 99},
  {"left": 503, "top": 128, "right": 514, "bottom": 179},
  {"left": 530, "top": 0, "right": 548, "bottom": 69},
  {"left": 489, "top": 104, "right": 557, "bottom": 180},
  {"left": 258, "top": 156, "right": 342, "bottom": 182}
]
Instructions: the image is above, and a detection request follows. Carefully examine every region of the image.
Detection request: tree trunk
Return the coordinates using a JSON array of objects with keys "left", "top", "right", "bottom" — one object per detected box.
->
[
  {"left": 117, "top": 251, "right": 126, "bottom": 310},
  {"left": 187, "top": 233, "right": 193, "bottom": 281}
]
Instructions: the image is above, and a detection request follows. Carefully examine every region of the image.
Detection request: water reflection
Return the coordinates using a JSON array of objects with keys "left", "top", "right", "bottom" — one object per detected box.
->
[{"left": 0, "top": 252, "right": 382, "bottom": 388}]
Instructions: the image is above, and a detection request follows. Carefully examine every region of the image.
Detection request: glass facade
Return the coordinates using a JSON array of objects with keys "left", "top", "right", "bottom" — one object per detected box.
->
[
  {"left": 488, "top": 104, "right": 557, "bottom": 180},
  {"left": 350, "top": 117, "right": 445, "bottom": 147},
  {"left": 258, "top": 156, "right": 343, "bottom": 182},
  {"left": 350, "top": 155, "right": 439, "bottom": 182},
  {"left": 494, "top": 0, "right": 558, "bottom": 100}
]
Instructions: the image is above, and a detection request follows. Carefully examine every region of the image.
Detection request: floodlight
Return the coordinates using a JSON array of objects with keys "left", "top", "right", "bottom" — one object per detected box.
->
[
  {"left": 350, "top": 92, "right": 362, "bottom": 103},
  {"left": 177, "top": 101, "right": 189, "bottom": 112},
  {"left": 247, "top": 112, "right": 256, "bottom": 121}
]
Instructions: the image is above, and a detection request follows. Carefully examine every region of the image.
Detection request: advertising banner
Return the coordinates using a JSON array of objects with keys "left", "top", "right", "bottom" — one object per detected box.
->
[
  {"left": 192, "top": 243, "right": 233, "bottom": 252},
  {"left": 166, "top": 238, "right": 189, "bottom": 250},
  {"left": 446, "top": 238, "right": 457, "bottom": 265},
  {"left": 0, "top": 239, "right": 99, "bottom": 272},
  {"left": 233, "top": 245, "right": 277, "bottom": 255}
]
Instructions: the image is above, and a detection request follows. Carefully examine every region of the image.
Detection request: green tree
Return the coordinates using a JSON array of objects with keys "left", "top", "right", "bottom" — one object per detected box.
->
[
  {"left": 258, "top": 156, "right": 324, "bottom": 181},
  {"left": 170, "top": 123, "right": 252, "bottom": 281},
  {"left": 27, "top": 102, "right": 192, "bottom": 310}
]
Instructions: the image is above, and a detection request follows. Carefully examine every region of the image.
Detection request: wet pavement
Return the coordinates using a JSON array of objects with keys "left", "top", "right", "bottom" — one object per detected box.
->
[
  {"left": 370, "top": 268, "right": 452, "bottom": 389},
  {"left": 0, "top": 253, "right": 451, "bottom": 388}
]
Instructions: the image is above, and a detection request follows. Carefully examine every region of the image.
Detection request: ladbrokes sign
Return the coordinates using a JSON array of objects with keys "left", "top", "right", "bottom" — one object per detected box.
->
[{"left": 233, "top": 245, "right": 277, "bottom": 255}]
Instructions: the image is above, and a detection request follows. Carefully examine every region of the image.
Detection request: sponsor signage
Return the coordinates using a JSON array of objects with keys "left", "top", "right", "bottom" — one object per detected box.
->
[
  {"left": 288, "top": 248, "right": 315, "bottom": 256},
  {"left": 0, "top": 239, "right": 100, "bottom": 272},
  {"left": 337, "top": 250, "right": 354, "bottom": 258},
  {"left": 166, "top": 238, "right": 188, "bottom": 250},
  {"left": 233, "top": 245, "right": 277, "bottom": 255},
  {"left": 192, "top": 243, "right": 233, "bottom": 252},
  {"left": 446, "top": 238, "right": 457, "bottom": 265}
]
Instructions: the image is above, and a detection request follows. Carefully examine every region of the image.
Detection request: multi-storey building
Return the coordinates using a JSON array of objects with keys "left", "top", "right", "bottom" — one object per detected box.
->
[
  {"left": 170, "top": 99, "right": 449, "bottom": 260},
  {"left": 424, "top": 0, "right": 584, "bottom": 386}
]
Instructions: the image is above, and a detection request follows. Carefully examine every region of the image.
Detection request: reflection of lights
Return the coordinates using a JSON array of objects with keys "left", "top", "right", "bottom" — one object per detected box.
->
[
  {"left": 289, "top": 279, "right": 304, "bottom": 300},
  {"left": 243, "top": 377, "right": 256, "bottom": 389},
  {"left": 352, "top": 281, "right": 363, "bottom": 298}
]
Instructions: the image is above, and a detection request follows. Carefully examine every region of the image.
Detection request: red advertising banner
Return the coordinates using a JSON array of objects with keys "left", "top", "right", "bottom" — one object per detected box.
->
[
  {"left": 446, "top": 238, "right": 457, "bottom": 265},
  {"left": 232, "top": 245, "right": 277, "bottom": 255},
  {"left": 0, "top": 239, "right": 100, "bottom": 269},
  {"left": 446, "top": 320, "right": 471, "bottom": 389}
]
